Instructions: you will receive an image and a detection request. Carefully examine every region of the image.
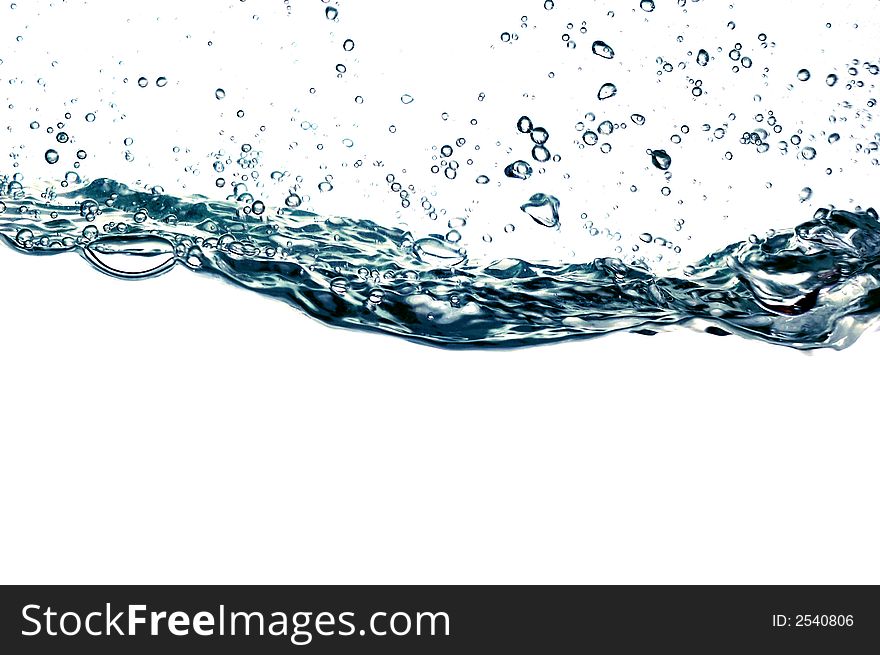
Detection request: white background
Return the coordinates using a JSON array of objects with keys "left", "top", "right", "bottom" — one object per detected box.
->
[
  {"left": 1, "top": 0, "right": 880, "bottom": 584},
  {"left": 2, "top": 247, "right": 879, "bottom": 584}
]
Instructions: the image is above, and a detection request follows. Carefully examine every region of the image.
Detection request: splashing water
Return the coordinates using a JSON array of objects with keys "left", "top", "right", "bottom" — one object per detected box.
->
[{"left": 1, "top": 0, "right": 879, "bottom": 350}]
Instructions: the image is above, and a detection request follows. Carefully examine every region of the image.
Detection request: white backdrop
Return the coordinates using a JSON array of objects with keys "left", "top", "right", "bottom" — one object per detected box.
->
[
  {"left": 1, "top": 246, "right": 878, "bottom": 584},
  {"left": 1, "top": 0, "right": 879, "bottom": 584}
]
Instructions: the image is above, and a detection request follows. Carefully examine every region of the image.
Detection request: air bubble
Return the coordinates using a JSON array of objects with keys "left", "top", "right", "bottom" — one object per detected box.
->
[
  {"left": 400, "top": 93, "right": 414, "bottom": 104},
  {"left": 137, "top": 77, "right": 148, "bottom": 87},
  {"left": 697, "top": 49, "right": 709, "bottom": 66},
  {"left": 504, "top": 160, "right": 533, "bottom": 180},
  {"left": 650, "top": 149, "right": 672, "bottom": 170},
  {"left": 517, "top": 115, "right": 533, "bottom": 133},
  {"left": 826, "top": 73, "right": 838, "bottom": 86},
  {"left": 796, "top": 69, "right": 811, "bottom": 81},
  {"left": 640, "top": 0, "right": 655, "bottom": 12},
  {"left": 520, "top": 193, "right": 561, "bottom": 228},
  {"left": 215, "top": 88, "right": 225, "bottom": 99},
  {"left": 591, "top": 40, "right": 614, "bottom": 59},
  {"left": 343, "top": 39, "right": 355, "bottom": 51},
  {"left": 597, "top": 82, "right": 617, "bottom": 100},
  {"left": 44, "top": 149, "right": 59, "bottom": 164}
]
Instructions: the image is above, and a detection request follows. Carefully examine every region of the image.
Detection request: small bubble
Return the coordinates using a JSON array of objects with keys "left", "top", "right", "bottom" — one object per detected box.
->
[
  {"left": 504, "top": 223, "right": 516, "bottom": 233},
  {"left": 76, "top": 149, "right": 87, "bottom": 160},
  {"left": 591, "top": 40, "right": 614, "bottom": 59},
  {"left": 85, "top": 112, "right": 96, "bottom": 122},
  {"left": 650, "top": 149, "right": 672, "bottom": 170},
  {"left": 826, "top": 73, "right": 838, "bottom": 86},
  {"left": 156, "top": 76, "right": 167, "bottom": 87},
  {"left": 597, "top": 120, "right": 614, "bottom": 135},
  {"left": 504, "top": 160, "right": 533, "bottom": 180},
  {"left": 29, "top": 120, "right": 39, "bottom": 129},
  {"left": 325, "top": 6, "right": 338, "bottom": 20},
  {"left": 799, "top": 187, "right": 813, "bottom": 202},
  {"left": 640, "top": 0, "right": 655, "bottom": 12},
  {"left": 530, "top": 127, "right": 550, "bottom": 145},
  {"left": 597, "top": 82, "right": 617, "bottom": 100},
  {"left": 44, "top": 149, "right": 59, "bottom": 164},
  {"left": 544, "top": 0, "right": 554, "bottom": 9},
  {"left": 236, "top": 109, "right": 245, "bottom": 118},
  {"left": 400, "top": 93, "right": 414, "bottom": 104},
  {"left": 318, "top": 180, "right": 334, "bottom": 192},
  {"left": 215, "top": 88, "right": 225, "bottom": 99},
  {"left": 796, "top": 69, "right": 811, "bottom": 81},
  {"left": 517, "top": 115, "right": 533, "bottom": 133},
  {"left": 801, "top": 146, "right": 817, "bottom": 160},
  {"left": 56, "top": 131, "right": 69, "bottom": 143},
  {"left": 285, "top": 193, "right": 302, "bottom": 208},
  {"left": 630, "top": 113, "right": 646, "bottom": 125},
  {"left": 697, "top": 49, "right": 709, "bottom": 66},
  {"left": 582, "top": 130, "right": 599, "bottom": 145},
  {"left": 343, "top": 38, "right": 355, "bottom": 51},
  {"left": 475, "top": 174, "right": 490, "bottom": 184},
  {"left": 532, "top": 145, "right": 551, "bottom": 162}
]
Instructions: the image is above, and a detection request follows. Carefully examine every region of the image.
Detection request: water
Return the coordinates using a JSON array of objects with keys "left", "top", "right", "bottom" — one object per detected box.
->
[{"left": 1, "top": 0, "right": 879, "bottom": 350}]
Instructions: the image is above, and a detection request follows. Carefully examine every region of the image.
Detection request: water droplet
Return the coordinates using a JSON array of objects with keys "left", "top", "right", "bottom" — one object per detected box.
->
[
  {"left": 801, "top": 146, "right": 817, "bottom": 160},
  {"left": 29, "top": 120, "right": 39, "bottom": 129},
  {"left": 827, "top": 133, "right": 840, "bottom": 144},
  {"left": 215, "top": 88, "right": 225, "bottom": 99},
  {"left": 475, "top": 175, "right": 490, "bottom": 184},
  {"left": 631, "top": 113, "right": 646, "bottom": 125},
  {"left": 697, "top": 49, "right": 709, "bottom": 66},
  {"left": 799, "top": 187, "right": 813, "bottom": 202},
  {"left": 325, "top": 6, "right": 338, "bottom": 20},
  {"left": 640, "top": 0, "right": 655, "bottom": 11},
  {"left": 530, "top": 127, "right": 549, "bottom": 145},
  {"left": 44, "top": 149, "right": 59, "bottom": 164},
  {"left": 520, "top": 193, "right": 561, "bottom": 228},
  {"left": 826, "top": 73, "right": 838, "bottom": 86},
  {"left": 15, "top": 228, "right": 34, "bottom": 247},
  {"left": 285, "top": 193, "right": 302, "bottom": 208},
  {"left": 597, "top": 82, "right": 617, "bottom": 100},
  {"left": 413, "top": 237, "right": 466, "bottom": 267},
  {"left": 597, "top": 120, "right": 614, "bottom": 135},
  {"left": 650, "top": 149, "right": 672, "bottom": 170},
  {"left": 504, "top": 160, "right": 533, "bottom": 180},
  {"left": 582, "top": 130, "right": 599, "bottom": 145},
  {"left": 84, "top": 235, "right": 176, "bottom": 279},
  {"left": 531, "top": 145, "right": 551, "bottom": 162},
  {"left": 517, "top": 115, "right": 533, "bottom": 133},
  {"left": 797, "top": 68, "right": 811, "bottom": 81},
  {"left": 591, "top": 40, "right": 614, "bottom": 59}
]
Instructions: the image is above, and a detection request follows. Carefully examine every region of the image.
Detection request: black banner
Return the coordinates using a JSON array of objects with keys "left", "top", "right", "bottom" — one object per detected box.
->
[{"left": 1, "top": 585, "right": 877, "bottom": 653}]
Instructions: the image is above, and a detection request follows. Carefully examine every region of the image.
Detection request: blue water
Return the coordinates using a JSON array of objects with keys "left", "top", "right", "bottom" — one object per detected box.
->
[
  {"left": 2, "top": 0, "right": 879, "bottom": 349},
  {"left": 2, "top": 178, "right": 879, "bottom": 348}
]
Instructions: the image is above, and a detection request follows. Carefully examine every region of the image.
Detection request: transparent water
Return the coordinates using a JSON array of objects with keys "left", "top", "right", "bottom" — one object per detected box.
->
[{"left": 1, "top": 0, "right": 878, "bottom": 348}]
